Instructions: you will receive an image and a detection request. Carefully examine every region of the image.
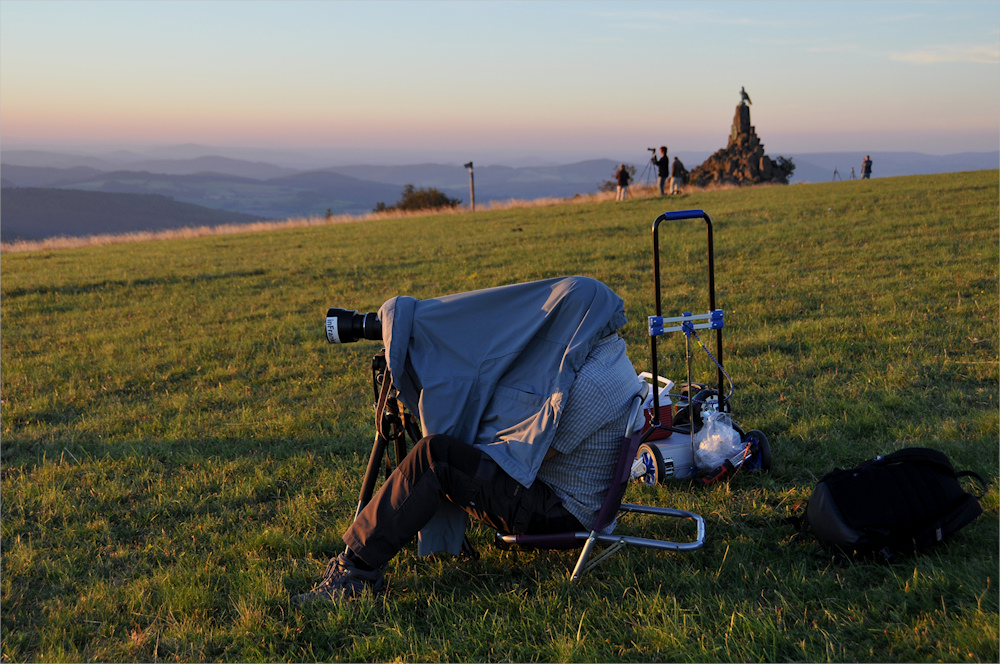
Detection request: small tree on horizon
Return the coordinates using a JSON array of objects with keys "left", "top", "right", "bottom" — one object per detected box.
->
[
  {"left": 374, "top": 184, "right": 462, "bottom": 213},
  {"left": 773, "top": 156, "right": 796, "bottom": 183}
]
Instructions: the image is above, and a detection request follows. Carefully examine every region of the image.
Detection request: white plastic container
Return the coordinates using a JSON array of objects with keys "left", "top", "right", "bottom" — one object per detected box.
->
[
  {"left": 633, "top": 373, "right": 706, "bottom": 482},
  {"left": 638, "top": 372, "right": 674, "bottom": 441}
]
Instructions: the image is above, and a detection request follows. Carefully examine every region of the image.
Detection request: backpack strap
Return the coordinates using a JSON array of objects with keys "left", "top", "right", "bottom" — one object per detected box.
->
[
  {"left": 880, "top": 449, "right": 987, "bottom": 497},
  {"left": 815, "top": 447, "right": 955, "bottom": 484},
  {"left": 874, "top": 447, "right": 956, "bottom": 475},
  {"left": 956, "top": 470, "right": 988, "bottom": 498}
]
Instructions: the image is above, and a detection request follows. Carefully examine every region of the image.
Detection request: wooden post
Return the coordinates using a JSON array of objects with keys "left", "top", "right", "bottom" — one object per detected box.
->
[{"left": 464, "top": 161, "right": 475, "bottom": 211}]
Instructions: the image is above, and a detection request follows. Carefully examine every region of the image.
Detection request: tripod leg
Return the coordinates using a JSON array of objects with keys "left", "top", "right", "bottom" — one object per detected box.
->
[{"left": 354, "top": 432, "right": 389, "bottom": 520}]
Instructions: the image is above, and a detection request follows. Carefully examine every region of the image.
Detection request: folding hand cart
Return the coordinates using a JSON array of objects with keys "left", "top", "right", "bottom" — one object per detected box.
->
[{"left": 632, "top": 209, "right": 772, "bottom": 486}]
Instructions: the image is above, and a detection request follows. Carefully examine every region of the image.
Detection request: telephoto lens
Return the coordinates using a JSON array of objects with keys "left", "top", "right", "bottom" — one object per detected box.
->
[{"left": 325, "top": 308, "right": 382, "bottom": 343}]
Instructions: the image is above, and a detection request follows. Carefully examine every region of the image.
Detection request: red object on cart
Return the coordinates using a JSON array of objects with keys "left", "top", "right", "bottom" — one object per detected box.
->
[{"left": 639, "top": 373, "right": 673, "bottom": 441}]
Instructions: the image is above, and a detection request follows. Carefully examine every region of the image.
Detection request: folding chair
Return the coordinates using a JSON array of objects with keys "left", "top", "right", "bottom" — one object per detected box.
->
[{"left": 496, "top": 388, "right": 707, "bottom": 581}]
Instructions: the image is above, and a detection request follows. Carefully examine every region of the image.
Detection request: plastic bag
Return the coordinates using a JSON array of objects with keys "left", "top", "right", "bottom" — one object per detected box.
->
[{"left": 693, "top": 411, "right": 743, "bottom": 470}]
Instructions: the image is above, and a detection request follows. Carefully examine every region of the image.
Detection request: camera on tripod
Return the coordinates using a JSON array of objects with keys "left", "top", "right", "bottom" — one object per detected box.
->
[{"left": 326, "top": 307, "right": 382, "bottom": 343}]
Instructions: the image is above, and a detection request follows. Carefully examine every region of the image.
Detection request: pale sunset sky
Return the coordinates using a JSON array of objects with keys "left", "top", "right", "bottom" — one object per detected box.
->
[{"left": 1, "top": 0, "right": 998, "bottom": 165}]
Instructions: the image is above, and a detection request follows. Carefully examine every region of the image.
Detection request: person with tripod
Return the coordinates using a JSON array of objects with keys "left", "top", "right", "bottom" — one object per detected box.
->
[{"left": 652, "top": 146, "right": 670, "bottom": 196}]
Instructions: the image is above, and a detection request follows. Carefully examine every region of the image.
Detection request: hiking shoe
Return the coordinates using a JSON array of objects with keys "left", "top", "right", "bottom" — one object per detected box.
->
[{"left": 291, "top": 553, "right": 385, "bottom": 604}]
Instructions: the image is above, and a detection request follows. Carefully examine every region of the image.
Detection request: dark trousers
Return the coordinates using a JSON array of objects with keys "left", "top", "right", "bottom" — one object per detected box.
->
[{"left": 343, "top": 434, "right": 583, "bottom": 568}]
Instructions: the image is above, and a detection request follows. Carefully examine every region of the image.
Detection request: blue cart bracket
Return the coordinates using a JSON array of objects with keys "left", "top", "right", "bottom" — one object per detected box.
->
[{"left": 649, "top": 310, "right": 724, "bottom": 337}]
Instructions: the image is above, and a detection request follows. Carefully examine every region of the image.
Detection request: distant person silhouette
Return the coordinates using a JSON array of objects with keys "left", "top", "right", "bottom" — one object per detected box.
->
[
  {"left": 669, "top": 156, "right": 686, "bottom": 195},
  {"left": 862, "top": 155, "right": 873, "bottom": 179},
  {"left": 615, "top": 164, "right": 632, "bottom": 201},
  {"left": 652, "top": 147, "right": 670, "bottom": 196}
]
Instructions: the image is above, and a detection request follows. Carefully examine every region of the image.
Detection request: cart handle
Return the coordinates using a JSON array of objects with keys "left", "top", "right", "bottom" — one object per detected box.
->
[
  {"left": 649, "top": 209, "right": 724, "bottom": 425},
  {"left": 655, "top": 209, "right": 710, "bottom": 223},
  {"left": 651, "top": 209, "right": 715, "bottom": 317}
]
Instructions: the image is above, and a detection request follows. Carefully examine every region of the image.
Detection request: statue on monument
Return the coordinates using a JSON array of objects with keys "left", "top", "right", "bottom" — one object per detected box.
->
[{"left": 690, "top": 85, "right": 794, "bottom": 186}]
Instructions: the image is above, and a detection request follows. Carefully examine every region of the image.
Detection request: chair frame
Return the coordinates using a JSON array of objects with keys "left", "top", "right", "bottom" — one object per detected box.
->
[{"left": 496, "top": 391, "right": 706, "bottom": 581}]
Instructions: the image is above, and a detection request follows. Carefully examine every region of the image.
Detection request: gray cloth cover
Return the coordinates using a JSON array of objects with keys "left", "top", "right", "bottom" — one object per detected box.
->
[{"left": 377, "top": 275, "right": 628, "bottom": 555}]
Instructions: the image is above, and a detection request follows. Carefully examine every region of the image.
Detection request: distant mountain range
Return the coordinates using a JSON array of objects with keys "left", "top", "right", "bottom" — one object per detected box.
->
[
  {"left": 0, "top": 188, "right": 267, "bottom": 243},
  {"left": 0, "top": 165, "right": 406, "bottom": 220},
  {"left": 0, "top": 158, "right": 629, "bottom": 230},
  {"left": 2, "top": 149, "right": 996, "bottom": 242}
]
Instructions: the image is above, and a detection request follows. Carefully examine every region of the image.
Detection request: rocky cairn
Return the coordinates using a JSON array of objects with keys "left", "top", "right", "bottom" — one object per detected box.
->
[{"left": 688, "top": 102, "right": 790, "bottom": 187}]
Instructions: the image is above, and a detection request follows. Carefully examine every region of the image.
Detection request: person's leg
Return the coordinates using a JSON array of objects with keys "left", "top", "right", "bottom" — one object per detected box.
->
[
  {"left": 345, "top": 434, "right": 583, "bottom": 565},
  {"left": 344, "top": 433, "right": 489, "bottom": 568},
  {"left": 295, "top": 434, "right": 582, "bottom": 603},
  {"left": 461, "top": 455, "right": 583, "bottom": 535},
  {"left": 294, "top": 434, "right": 487, "bottom": 603}
]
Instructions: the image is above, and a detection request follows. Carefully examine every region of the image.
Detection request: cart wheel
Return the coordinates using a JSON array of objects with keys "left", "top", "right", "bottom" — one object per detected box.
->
[
  {"left": 677, "top": 382, "right": 706, "bottom": 399},
  {"left": 635, "top": 443, "right": 665, "bottom": 486},
  {"left": 743, "top": 429, "right": 772, "bottom": 472}
]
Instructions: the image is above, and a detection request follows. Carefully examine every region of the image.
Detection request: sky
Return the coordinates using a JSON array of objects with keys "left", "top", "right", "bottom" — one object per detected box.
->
[{"left": 1, "top": 0, "right": 998, "bottom": 166}]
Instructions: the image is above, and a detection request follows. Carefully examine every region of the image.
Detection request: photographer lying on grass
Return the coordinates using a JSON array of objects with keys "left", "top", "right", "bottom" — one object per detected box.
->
[{"left": 293, "top": 277, "right": 645, "bottom": 603}]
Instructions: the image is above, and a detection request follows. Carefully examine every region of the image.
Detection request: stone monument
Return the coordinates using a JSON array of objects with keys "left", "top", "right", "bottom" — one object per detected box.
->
[{"left": 687, "top": 88, "right": 790, "bottom": 187}]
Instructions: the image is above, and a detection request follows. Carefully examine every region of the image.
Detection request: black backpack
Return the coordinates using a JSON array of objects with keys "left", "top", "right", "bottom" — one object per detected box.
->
[{"left": 802, "top": 447, "right": 986, "bottom": 561}]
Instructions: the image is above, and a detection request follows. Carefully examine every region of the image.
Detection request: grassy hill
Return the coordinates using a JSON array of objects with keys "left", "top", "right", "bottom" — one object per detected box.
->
[{"left": 1, "top": 171, "right": 997, "bottom": 662}]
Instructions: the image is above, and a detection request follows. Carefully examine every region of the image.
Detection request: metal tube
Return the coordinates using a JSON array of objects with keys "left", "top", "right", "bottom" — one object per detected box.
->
[
  {"left": 685, "top": 334, "right": 695, "bottom": 458},
  {"left": 497, "top": 505, "right": 706, "bottom": 552},
  {"left": 571, "top": 533, "right": 599, "bottom": 582},
  {"left": 649, "top": 214, "right": 666, "bottom": 424},
  {"left": 702, "top": 212, "right": 726, "bottom": 400}
]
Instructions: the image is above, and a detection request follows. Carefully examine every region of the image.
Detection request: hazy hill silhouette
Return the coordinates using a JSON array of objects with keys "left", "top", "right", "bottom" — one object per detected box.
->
[
  {"left": 324, "top": 159, "right": 624, "bottom": 202},
  {"left": 1, "top": 166, "right": 404, "bottom": 219},
  {"left": 122, "top": 156, "right": 299, "bottom": 179},
  {"left": 2, "top": 150, "right": 996, "bottom": 239},
  {"left": 1, "top": 165, "right": 107, "bottom": 188},
  {"left": 2, "top": 150, "right": 118, "bottom": 170},
  {"left": 0, "top": 188, "right": 268, "bottom": 242}
]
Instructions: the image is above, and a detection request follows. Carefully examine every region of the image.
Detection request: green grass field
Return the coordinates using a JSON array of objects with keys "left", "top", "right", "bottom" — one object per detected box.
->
[{"left": 2, "top": 171, "right": 998, "bottom": 662}]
